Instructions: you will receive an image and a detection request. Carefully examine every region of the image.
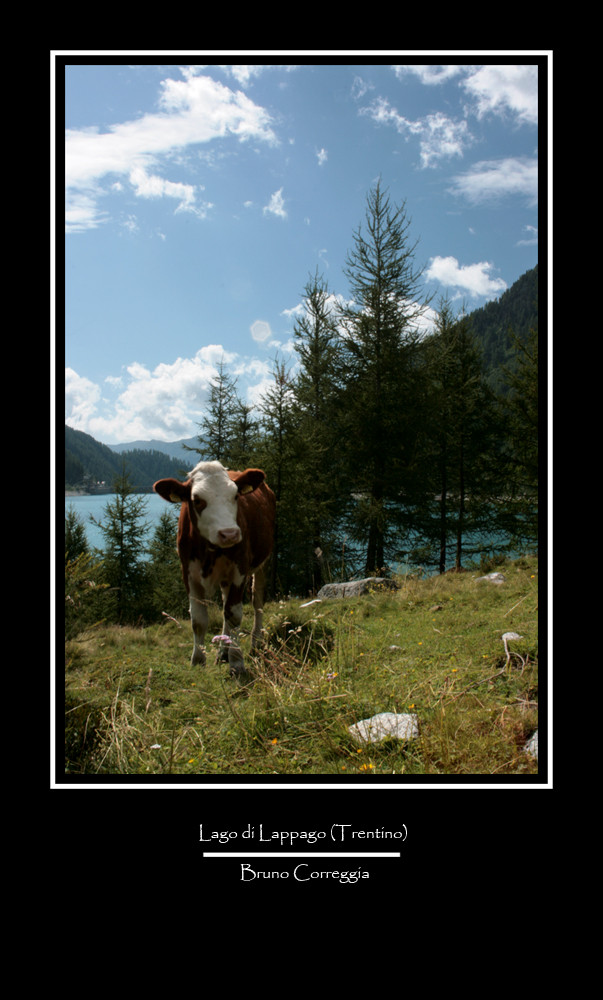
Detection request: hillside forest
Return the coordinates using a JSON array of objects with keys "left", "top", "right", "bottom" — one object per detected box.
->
[{"left": 65, "top": 182, "right": 539, "bottom": 626}]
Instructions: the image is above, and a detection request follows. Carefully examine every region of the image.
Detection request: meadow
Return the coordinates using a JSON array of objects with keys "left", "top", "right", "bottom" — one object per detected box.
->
[{"left": 64, "top": 556, "right": 539, "bottom": 778}]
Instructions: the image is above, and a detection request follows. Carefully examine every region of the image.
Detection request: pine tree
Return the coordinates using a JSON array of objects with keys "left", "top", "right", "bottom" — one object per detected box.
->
[
  {"left": 420, "top": 301, "right": 500, "bottom": 571},
  {"left": 187, "top": 358, "right": 239, "bottom": 462},
  {"left": 65, "top": 503, "right": 89, "bottom": 561},
  {"left": 228, "top": 399, "right": 260, "bottom": 470},
  {"left": 499, "top": 324, "right": 539, "bottom": 548},
  {"left": 91, "top": 464, "right": 151, "bottom": 623},
  {"left": 291, "top": 270, "right": 345, "bottom": 590},
  {"left": 257, "top": 356, "right": 297, "bottom": 595},
  {"left": 338, "top": 180, "right": 431, "bottom": 574},
  {"left": 146, "top": 508, "right": 186, "bottom": 619}
]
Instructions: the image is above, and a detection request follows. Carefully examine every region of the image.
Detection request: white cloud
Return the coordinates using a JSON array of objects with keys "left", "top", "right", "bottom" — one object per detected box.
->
[
  {"left": 65, "top": 368, "right": 101, "bottom": 424},
  {"left": 517, "top": 224, "right": 538, "bottom": 246},
  {"left": 221, "top": 65, "right": 266, "bottom": 88},
  {"left": 351, "top": 76, "right": 373, "bottom": 100},
  {"left": 263, "top": 188, "right": 287, "bottom": 219},
  {"left": 392, "top": 64, "right": 538, "bottom": 128},
  {"left": 316, "top": 147, "right": 328, "bottom": 166},
  {"left": 426, "top": 256, "right": 507, "bottom": 299},
  {"left": 360, "top": 98, "right": 471, "bottom": 167},
  {"left": 393, "top": 65, "right": 468, "bottom": 86},
  {"left": 415, "top": 112, "right": 472, "bottom": 168},
  {"left": 65, "top": 192, "right": 108, "bottom": 234},
  {"left": 65, "top": 347, "right": 230, "bottom": 442},
  {"left": 462, "top": 65, "right": 538, "bottom": 126},
  {"left": 64, "top": 345, "right": 286, "bottom": 443},
  {"left": 65, "top": 72, "right": 277, "bottom": 233},
  {"left": 216, "top": 64, "right": 299, "bottom": 88},
  {"left": 129, "top": 165, "right": 208, "bottom": 216},
  {"left": 246, "top": 373, "right": 275, "bottom": 408},
  {"left": 448, "top": 157, "right": 538, "bottom": 205}
]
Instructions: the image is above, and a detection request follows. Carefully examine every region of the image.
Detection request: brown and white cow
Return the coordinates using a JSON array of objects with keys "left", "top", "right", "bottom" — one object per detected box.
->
[{"left": 153, "top": 461, "right": 276, "bottom": 675}]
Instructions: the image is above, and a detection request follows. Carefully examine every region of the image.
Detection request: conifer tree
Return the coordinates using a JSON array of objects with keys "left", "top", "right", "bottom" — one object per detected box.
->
[
  {"left": 499, "top": 324, "right": 539, "bottom": 548},
  {"left": 291, "top": 270, "right": 344, "bottom": 590},
  {"left": 227, "top": 398, "right": 260, "bottom": 470},
  {"left": 146, "top": 508, "right": 186, "bottom": 619},
  {"left": 65, "top": 503, "right": 89, "bottom": 561},
  {"left": 91, "top": 464, "right": 150, "bottom": 623},
  {"left": 187, "top": 358, "right": 239, "bottom": 462},
  {"left": 338, "top": 180, "right": 431, "bottom": 574},
  {"left": 420, "top": 301, "right": 500, "bottom": 571},
  {"left": 257, "top": 356, "right": 297, "bottom": 594}
]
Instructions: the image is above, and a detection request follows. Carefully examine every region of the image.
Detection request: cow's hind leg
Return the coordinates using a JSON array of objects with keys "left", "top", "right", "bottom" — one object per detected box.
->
[{"left": 251, "top": 565, "right": 266, "bottom": 652}]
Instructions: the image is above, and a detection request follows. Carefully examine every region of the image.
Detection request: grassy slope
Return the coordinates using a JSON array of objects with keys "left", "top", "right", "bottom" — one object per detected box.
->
[{"left": 64, "top": 556, "right": 539, "bottom": 777}]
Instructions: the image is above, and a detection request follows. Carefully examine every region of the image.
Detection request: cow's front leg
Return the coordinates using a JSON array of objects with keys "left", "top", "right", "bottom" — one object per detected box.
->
[
  {"left": 220, "top": 580, "right": 246, "bottom": 676},
  {"left": 188, "top": 562, "right": 209, "bottom": 667}
]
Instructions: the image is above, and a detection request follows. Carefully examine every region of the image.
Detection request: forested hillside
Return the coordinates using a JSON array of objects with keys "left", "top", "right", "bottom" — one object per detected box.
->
[
  {"left": 64, "top": 185, "right": 538, "bottom": 591},
  {"left": 469, "top": 264, "right": 538, "bottom": 386},
  {"left": 65, "top": 425, "right": 187, "bottom": 491}
]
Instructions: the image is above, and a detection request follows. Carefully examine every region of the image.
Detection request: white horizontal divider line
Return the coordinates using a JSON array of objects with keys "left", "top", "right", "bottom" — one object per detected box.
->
[{"left": 202, "top": 852, "right": 401, "bottom": 858}]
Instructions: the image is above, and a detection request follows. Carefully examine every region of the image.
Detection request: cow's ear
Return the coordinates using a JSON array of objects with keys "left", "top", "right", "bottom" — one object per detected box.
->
[
  {"left": 154, "top": 478, "right": 191, "bottom": 503},
  {"left": 234, "top": 468, "right": 265, "bottom": 495}
]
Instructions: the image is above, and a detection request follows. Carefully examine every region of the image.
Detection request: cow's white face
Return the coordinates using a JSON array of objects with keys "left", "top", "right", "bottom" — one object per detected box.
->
[{"left": 189, "top": 461, "right": 242, "bottom": 548}]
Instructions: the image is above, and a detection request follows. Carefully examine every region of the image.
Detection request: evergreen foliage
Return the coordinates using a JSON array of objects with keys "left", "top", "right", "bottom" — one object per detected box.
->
[
  {"left": 337, "top": 181, "right": 432, "bottom": 574},
  {"left": 417, "top": 301, "right": 502, "bottom": 572},
  {"left": 289, "top": 270, "right": 346, "bottom": 592},
  {"left": 497, "top": 324, "right": 539, "bottom": 548},
  {"left": 185, "top": 358, "right": 239, "bottom": 463},
  {"left": 469, "top": 264, "right": 538, "bottom": 390},
  {"left": 64, "top": 550, "right": 109, "bottom": 640},
  {"left": 89, "top": 465, "right": 152, "bottom": 624},
  {"left": 64, "top": 183, "right": 539, "bottom": 622},
  {"left": 257, "top": 356, "right": 298, "bottom": 594},
  {"left": 65, "top": 503, "right": 89, "bottom": 561},
  {"left": 146, "top": 508, "right": 188, "bottom": 620}
]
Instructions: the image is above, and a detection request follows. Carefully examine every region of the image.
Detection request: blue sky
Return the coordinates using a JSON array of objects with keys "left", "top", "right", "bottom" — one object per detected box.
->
[{"left": 62, "top": 56, "right": 544, "bottom": 446}]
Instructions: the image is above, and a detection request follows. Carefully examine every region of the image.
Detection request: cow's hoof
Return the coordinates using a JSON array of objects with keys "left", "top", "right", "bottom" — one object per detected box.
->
[{"left": 229, "top": 666, "right": 253, "bottom": 684}]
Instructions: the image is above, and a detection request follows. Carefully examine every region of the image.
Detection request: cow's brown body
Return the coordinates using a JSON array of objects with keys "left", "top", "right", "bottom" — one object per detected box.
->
[{"left": 154, "top": 461, "right": 275, "bottom": 674}]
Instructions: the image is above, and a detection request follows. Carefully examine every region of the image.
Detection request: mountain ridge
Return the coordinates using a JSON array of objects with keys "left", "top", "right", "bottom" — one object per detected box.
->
[
  {"left": 64, "top": 425, "right": 192, "bottom": 492},
  {"left": 109, "top": 436, "right": 198, "bottom": 460}
]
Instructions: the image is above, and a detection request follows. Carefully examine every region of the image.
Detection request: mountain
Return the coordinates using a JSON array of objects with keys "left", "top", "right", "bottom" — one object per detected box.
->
[
  {"left": 65, "top": 425, "right": 191, "bottom": 492},
  {"left": 110, "top": 436, "right": 198, "bottom": 461},
  {"left": 467, "top": 264, "right": 538, "bottom": 387}
]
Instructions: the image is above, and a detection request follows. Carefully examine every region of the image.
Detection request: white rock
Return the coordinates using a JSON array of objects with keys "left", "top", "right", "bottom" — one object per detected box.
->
[
  {"left": 525, "top": 730, "right": 538, "bottom": 760},
  {"left": 317, "top": 577, "right": 399, "bottom": 599},
  {"left": 349, "top": 712, "right": 419, "bottom": 744}
]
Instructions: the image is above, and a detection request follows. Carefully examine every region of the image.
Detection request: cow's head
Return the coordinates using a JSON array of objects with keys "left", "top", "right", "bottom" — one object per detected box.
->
[{"left": 154, "top": 461, "right": 265, "bottom": 548}]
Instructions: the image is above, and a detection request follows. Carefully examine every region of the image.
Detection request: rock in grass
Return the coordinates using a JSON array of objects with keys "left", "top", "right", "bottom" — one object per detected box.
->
[
  {"left": 525, "top": 730, "right": 538, "bottom": 760},
  {"left": 474, "top": 572, "right": 506, "bottom": 584},
  {"left": 317, "top": 577, "right": 399, "bottom": 599},
  {"left": 349, "top": 712, "right": 419, "bottom": 744}
]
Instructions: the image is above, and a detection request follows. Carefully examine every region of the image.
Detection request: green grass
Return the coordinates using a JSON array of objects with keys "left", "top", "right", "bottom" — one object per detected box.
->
[{"left": 64, "top": 556, "right": 540, "bottom": 777}]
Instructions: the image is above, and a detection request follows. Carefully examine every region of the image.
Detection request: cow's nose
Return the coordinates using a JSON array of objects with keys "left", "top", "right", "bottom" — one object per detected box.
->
[{"left": 218, "top": 528, "right": 241, "bottom": 546}]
